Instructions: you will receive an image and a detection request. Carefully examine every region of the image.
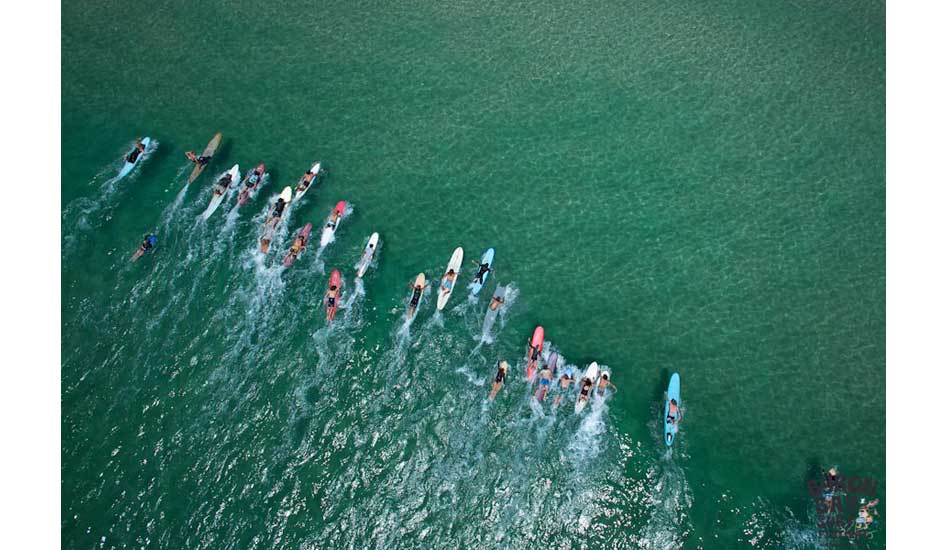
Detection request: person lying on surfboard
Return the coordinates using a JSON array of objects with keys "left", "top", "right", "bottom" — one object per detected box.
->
[
  {"left": 471, "top": 260, "right": 492, "bottom": 283},
  {"left": 441, "top": 269, "right": 457, "bottom": 291},
  {"left": 266, "top": 197, "right": 288, "bottom": 228},
  {"left": 553, "top": 371, "right": 575, "bottom": 406},
  {"left": 489, "top": 295, "right": 505, "bottom": 311},
  {"left": 527, "top": 340, "right": 542, "bottom": 364},
  {"left": 325, "top": 284, "right": 340, "bottom": 321},
  {"left": 596, "top": 373, "right": 617, "bottom": 396},
  {"left": 296, "top": 171, "right": 315, "bottom": 194},
  {"left": 245, "top": 166, "right": 263, "bottom": 187},
  {"left": 666, "top": 399, "right": 681, "bottom": 426},
  {"left": 126, "top": 139, "right": 146, "bottom": 163},
  {"left": 489, "top": 361, "right": 508, "bottom": 400},
  {"left": 185, "top": 151, "right": 210, "bottom": 166},
  {"left": 326, "top": 209, "right": 341, "bottom": 229},
  {"left": 408, "top": 278, "right": 430, "bottom": 313},
  {"left": 288, "top": 233, "right": 307, "bottom": 259},
  {"left": 536, "top": 365, "right": 553, "bottom": 401},
  {"left": 213, "top": 172, "right": 233, "bottom": 196},
  {"left": 578, "top": 378, "right": 594, "bottom": 406}
]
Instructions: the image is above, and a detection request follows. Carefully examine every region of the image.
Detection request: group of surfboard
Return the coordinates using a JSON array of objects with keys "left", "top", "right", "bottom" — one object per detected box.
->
[
  {"left": 123, "top": 133, "right": 379, "bottom": 323},
  {"left": 119, "top": 133, "right": 683, "bottom": 442}
]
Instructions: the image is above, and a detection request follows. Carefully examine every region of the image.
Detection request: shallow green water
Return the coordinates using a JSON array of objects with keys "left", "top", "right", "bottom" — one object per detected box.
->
[{"left": 62, "top": 1, "right": 885, "bottom": 548}]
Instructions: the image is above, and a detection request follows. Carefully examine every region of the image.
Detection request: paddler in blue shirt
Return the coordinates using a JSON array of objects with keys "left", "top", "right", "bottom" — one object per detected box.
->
[
  {"left": 441, "top": 269, "right": 457, "bottom": 291},
  {"left": 536, "top": 364, "right": 553, "bottom": 401}
]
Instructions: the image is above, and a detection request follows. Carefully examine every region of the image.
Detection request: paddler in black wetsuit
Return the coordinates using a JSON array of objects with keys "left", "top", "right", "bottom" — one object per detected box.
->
[
  {"left": 407, "top": 277, "right": 429, "bottom": 316},
  {"left": 126, "top": 138, "right": 145, "bottom": 163},
  {"left": 471, "top": 260, "right": 492, "bottom": 284},
  {"left": 213, "top": 172, "right": 233, "bottom": 196},
  {"left": 489, "top": 361, "right": 508, "bottom": 400},
  {"left": 185, "top": 151, "right": 210, "bottom": 166},
  {"left": 267, "top": 197, "right": 287, "bottom": 228},
  {"left": 578, "top": 378, "right": 594, "bottom": 406}
]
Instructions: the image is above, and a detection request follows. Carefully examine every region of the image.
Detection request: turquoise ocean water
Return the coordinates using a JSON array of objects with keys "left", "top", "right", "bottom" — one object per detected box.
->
[{"left": 62, "top": 1, "right": 885, "bottom": 548}]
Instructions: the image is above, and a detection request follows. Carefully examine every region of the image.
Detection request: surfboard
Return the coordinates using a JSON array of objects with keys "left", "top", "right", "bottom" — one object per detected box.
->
[
  {"left": 575, "top": 362, "right": 600, "bottom": 413},
  {"left": 356, "top": 232, "right": 379, "bottom": 278},
  {"left": 470, "top": 247, "right": 495, "bottom": 295},
  {"left": 293, "top": 162, "right": 321, "bottom": 203},
  {"left": 117, "top": 137, "right": 150, "bottom": 179},
  {"left": 526, "top": 325, "right": 544, "bottom": 381},
  {"left": 436, "top": 247, "right": 464, "bottom": 310},
  {"left": 664, "top": 373, "right": 681, "bottom": 446},
  {"left": 187, "top": 132, "right": 222, "bottom": 184},
  {"left": 201, "top": 164, "right": 240, "bottom": 220},
  {"left": 320, "top": 201, "right": 347, "bottom": 247},
  {"left": 282, "top": 223, "right": 313, "bottom": 267}
]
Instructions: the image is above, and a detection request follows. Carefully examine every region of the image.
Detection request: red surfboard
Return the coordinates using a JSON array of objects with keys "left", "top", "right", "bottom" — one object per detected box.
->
[
  {"left": 526, "top": 326, "right": 544, "bottom": 381},
  {"left": 326, "top": 269, "right": 342, "bottom": 322}
]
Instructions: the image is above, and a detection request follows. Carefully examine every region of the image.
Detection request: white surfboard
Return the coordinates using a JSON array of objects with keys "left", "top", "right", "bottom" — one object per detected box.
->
[
  {"left": 293, "top": 162, "right": 321, "bottom": 202},
  {"left": 436, "top": 247, "right": 464, "bottom": 311},
  {"left": 575, "top": 362, "right": 600, "bottom": 413},
  {"left": 201, "top": 164, "right": 240, "bottom": 220},
  {"left": 356, "top": 232, "right": 379, "bottom": 278}
]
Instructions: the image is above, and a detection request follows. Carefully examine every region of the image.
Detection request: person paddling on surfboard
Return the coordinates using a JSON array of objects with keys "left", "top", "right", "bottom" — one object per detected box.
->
[
  {"left": 596, "top": 373, "right": 617, "bottom": 396},
  {"left": 131, "top": 234, "right": 157, "bottom": 261},
  {"left": 471, "top": 260, "right": 492, "bottom": 284},
  {"left": 489, "top": 361, "right": 508, "bottom": 400},
  {"left": 213, "top": 172, "right": 233, "bottom": 196},
  {"left": 289, "top": 233, "right": 307, "bottom": 259},
  {"left": 666, "top": 399, "right": 681, "bottom": 428},
  {"left": 245, "top": 166, "right": 263, "bottom": 187},
  {"left": 126, "top": 139, "right": 146, "bottom": 163},
  {"left": 325, "top": 284, "right": 340, "bottom": 321},
  {"left": 527, "top": 340, "right": 542, "bottom": 365},
  {"left": 185, "top": 151, "right": 210, "bottom": 166},
  {"left": 296, "top": 171, "right": 316, "bottom": 194},
  {"left": 489, "top": 294, "right": 505, "bottom": 311},
  {"left": 441, "top": 269, "right": 457, "bottom": 292},
  {"left": 536, "top": 364, "right": 553, "bottom": 401},
  {"left": 267, "top": 197, "right": 288, "bottom": 228},
  {"left": 325, "top": 209, "right": 341, "bottom": 229},
  {"left": 578, "top": 378, "right": 594, "bottom": 406},
  {"left": 553, "top": 371, "right": 575, "bottom": 407},
  {"left": 408, "top": 278, "right": 429, "bottom": 314}
]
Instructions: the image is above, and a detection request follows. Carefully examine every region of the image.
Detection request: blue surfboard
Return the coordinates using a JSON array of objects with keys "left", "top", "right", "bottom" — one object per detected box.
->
[
  {"left": 664, "top": 373, "right": 681, "bottom": 446},
  {"left": 470, "top": 247, "right": 495, "bottom": 295}
]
